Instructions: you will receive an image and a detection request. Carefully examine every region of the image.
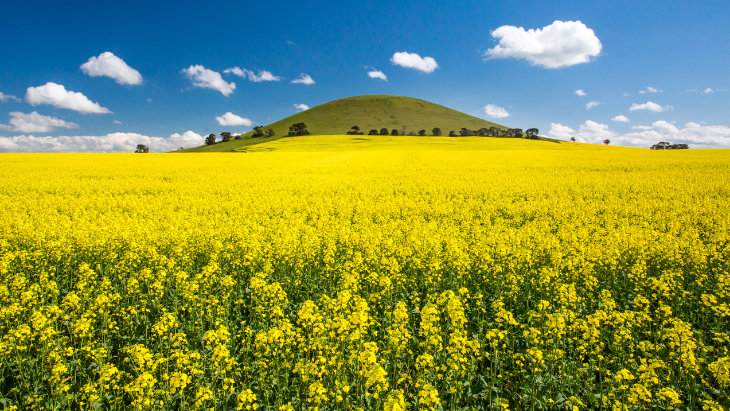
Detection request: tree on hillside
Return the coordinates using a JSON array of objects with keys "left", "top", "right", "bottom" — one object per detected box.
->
[
  {"left": 526, "top": 128, "right": 539, "bottom": 139},
  {"left": 220, "top": 132, "right": 232, "bottom": 142},
  {"left": 380, "top": 128, "right": 389, "bottom": 135},
  {"left": 205, "top": 134, "right": 216, "bottom": 145},
  {"left": 603, "top": 139, "right": 611, "bottom": 145},
  {"left": 570, "top": 137, "right": 576, "bottom": 142},
  {"left": 348, "top": 126, "right": 361, "bottom": 135},
  {"left": 477, "top": 128, "right": 488, "bottom": 137},
  {"left": 418, "top": 129, "right": 426, "bottom": 136},
  {"left": 266, "top": 129, "right": 275, "bottom": 137},
  {"left": 288, "top": 123, "right": 309, "bottom": 136},
  {"left": 368, "top": 129, "right": 378, "bottom": 135},
  {"left": 650, "top": 141, "right": 688, "bottom": 150},
  {"left": 400, "top": 126, "right": 407, "bottom": 136},
  {"left": 234, "top": 133, "right": 242, "bottom": 140},
  {"left": 432, "top": 128, "right": 442, "bottom": 136},
  {"left": 488, "top": 127, "right": 499, "bottom": 137},
  {"left": 510, "top": 128, "right": 524, "bottom": 138},
  {"left": 460, "top": 128, "right": 469, "bottom": 136},
  {"left": 252, "top": 126, "right": 265, "bottom": 138},
  {"left": 448, "top": 130, "right": 457, "bottom": 137},
  {"left": 391, "top": 129, "right": 399, "bottom": 136},
  {"left": 135, "top": 144, "right": 149, "bottom": 153}
]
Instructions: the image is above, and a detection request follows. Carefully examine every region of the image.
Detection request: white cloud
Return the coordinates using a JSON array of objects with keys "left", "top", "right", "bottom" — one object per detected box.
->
[
  {"left": 575, "top": 89, "right": 586, "bottom": 96},
  {"left": 629, "top": 102, "right": 672, "bottom": 113},
  {"left": 639, "top": 86, "right": 662, "bottom": 94},
  {"left": 623, "top": 93, "right": 630, "bottom": 97},
  {"left": 484, "top": 20, "right": 602, "bottom": 68},
  {"left": 215, "top": 112, "right": 253, "bottom": 126},
  {"left": 391, "top": 52, "right": 439, "bottom": 73},
  {"left": 612, "top": 115, "right": 629, "bottom": 122},
  {"left": 291, "top": 73, "right": 315, "bottom": 85},
  {"left": 0, "top": 131, "right": 205, "bottom": 153},
  {"left": 484, "top": 104, "right": 510, "bottom": 119},
  {"left": 182, "top": 65, "right": 236, "bottom": 96},
  {"left": 0, "top": 92, "right": 21, "bottom": 103},
  {"left": 549, "top": 120, "right": 730, "bottom": 148},
  {"left": 113, "top": 119, "right": 122, "bottom": 125},
  {"left": 80, "top": 52, "right": 143, "bottom": 86},
  {"left": 25, "top": 82, "right": 112, "bottom": 114},
  {"left": 368, "top": 70, "right": 387, "bottom": 81},
  {"left": 704, "top": 88, "right": 714, "bottom": 94},
  {"left": 294, "top": 104, "right": 309, "bottom": 111},
  {"left": 586, "top": 101, "right": 600, "bottom": 109},
  {"left": 147, "top": 98, "right": 152, "bottom": 103},
  {"left": 0, "top": 111, "right": 79, "bottom": 133},
  {"left": 224, "top": 67, "right": 281, "bottom": 82}
]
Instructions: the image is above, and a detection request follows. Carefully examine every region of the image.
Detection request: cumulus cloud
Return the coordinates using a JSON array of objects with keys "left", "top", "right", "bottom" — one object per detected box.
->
[
  {"left": 215, "top": 112, "right": 253, "bottom": 126},
  {"left": 391, "top": 52, "right": 439, "bottom": 73},
  {"left": 0, "top": 131, "right": 205, "bottom": 153},
  {"left": 80, "top": 52, "right": 143, "bottom": 85},
  {"left": 612, "top": 115, "right": 629, "bottom": 122},
  {"left": 549, "top": 120, "right": 730, "bottom": 148},
  {"left": 25, "top": 82, "right": 112, "bottom": 114},
  {"left": 0, "top": 111, "right": 79, "bottom": 133},
  {"left": 586, "top": 101, "right": 600, "bottom": 109},
  {"left": 629, "top": 102, "right": 672, "bottom": 113},
  {"left": 367, "top": 69, "right": 387, "bottom": 81},
  {"left": 575, "top": 89, "right": 586, "bottom": 96},
  {"left": 484, "top": 104, "right": 510, "bottom": 119},
  {"left": 639, "top": 86, "right": 662, "bottom": 94},
  {"left": 224, "top": 67, "right": 281, "bottom": 82},
  {"left": 291, "top": 73, "right": 315, "bottom": 85},
  {"left": 294, "top": 104, "right": 309, "bottom": 111},
  {"left": 704, "top": 88, "right": 714, "bottom": 94},
  {"left": 182, "top": 65, "right": 235, "bottom": 96},
  {"left": 484, "top": 20, "right": 602, "bottom": 68},
  {"left": 0, "top": 92, "right": 21, "bottom": 103}
]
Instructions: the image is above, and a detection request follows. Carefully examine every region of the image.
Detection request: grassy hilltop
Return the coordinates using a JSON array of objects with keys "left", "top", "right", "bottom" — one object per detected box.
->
[{"left": 179, "top": 95, "right": 511, "bottom": 152}]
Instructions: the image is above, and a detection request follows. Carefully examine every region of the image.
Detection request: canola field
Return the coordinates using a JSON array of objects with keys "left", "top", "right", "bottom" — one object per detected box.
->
[{"left": 1, "top": 137, "right": 729, "bottom": 411}]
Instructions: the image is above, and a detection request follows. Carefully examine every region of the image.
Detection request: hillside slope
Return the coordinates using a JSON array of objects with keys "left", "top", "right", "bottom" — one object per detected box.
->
[{"left": 179, "top": 95, "right": 511, "bottom": 152}]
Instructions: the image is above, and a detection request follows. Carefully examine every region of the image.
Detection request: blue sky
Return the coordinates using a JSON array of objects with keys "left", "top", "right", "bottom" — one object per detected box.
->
[{"left": 1, "top": 0, "right": 729, "bottom": 151}]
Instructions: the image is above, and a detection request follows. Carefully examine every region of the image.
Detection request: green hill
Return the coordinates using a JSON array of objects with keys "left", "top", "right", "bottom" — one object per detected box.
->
[{"left": 178, "top": 95, "right": 514, "bottom": 152}]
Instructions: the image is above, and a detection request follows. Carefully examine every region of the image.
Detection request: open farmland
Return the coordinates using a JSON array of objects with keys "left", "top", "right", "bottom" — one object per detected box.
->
[{"left": 1, "top": 137, "right": 729, "bottom": 411}]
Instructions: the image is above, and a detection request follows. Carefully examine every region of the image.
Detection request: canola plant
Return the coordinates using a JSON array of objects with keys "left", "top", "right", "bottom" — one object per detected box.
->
[{"left": 0, "top": 139, "right": 729, "bottom": 411}]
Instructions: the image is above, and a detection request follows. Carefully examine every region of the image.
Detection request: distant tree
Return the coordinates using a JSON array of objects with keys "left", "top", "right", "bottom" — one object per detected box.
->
[
  {"left": 348, "top": 126, "right": 361, "bottom": 135},
  {"left": 407, "top": 131, "right": 416, "bottom": 136},
  {"left": 234, "top": 134, "right": 242, "bottom": 140},
  {"left": 288, "top": 123, "right": 309, "bottom": 136},
  {"left": 380, "top": 128, "right": 389, "bottom": 135},
  {"left": 603, "top": 139, "right": 611, "bottom": 145},
  {"left": 448, "top": 130, "right": 457, "bottom": 137},
  {"left": 650, "top": 141, "right": 688, "bottom": 150},
  {"left": 526, "top": 128, "right": 539, "bottom": 139},
  {"left": 266, "top": 128, "right": 275, "bottom": 137},
  {"left": 220, "top": 132, "right": 232, "bottom": 142},
  {"left": 570, "top": 137, "right": 576, "bottom": 142},
  {"left": 400, "top": 126, "right": 407, "bottom": 136},
  {"left": 391, "top": 129, "right": 399, "bottom": 136},
  {"left": 432, "top": 127, "right": 442, "bottom": 136},
  {"left": 477, "top": 128, "right": 488, "bottom": 137},
  {"left": 460, "top": 128, "right": 469, "bottom": 136},
  {"left": 205, "top": 134, "right": 216, "bottom": 145},
  {"left": 252, "top": 126, "right": 265, "bottom": 138},
  {"left": 135, "top": 144, "right": 149, "bottom": 153},
  {"left": 368, "top": 129, "right": 378, "bottom": 135},
  {"left": 511, "top": 128, "right": 524, "bottom": 138},
  {"left": 418, "top": 129, "right": 426, "bottom": 136}
]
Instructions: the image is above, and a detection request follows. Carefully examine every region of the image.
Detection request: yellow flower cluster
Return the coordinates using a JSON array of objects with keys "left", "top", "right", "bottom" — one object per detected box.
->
[{"left": 0, "top": 145, "right": 729, "bottom": 410}]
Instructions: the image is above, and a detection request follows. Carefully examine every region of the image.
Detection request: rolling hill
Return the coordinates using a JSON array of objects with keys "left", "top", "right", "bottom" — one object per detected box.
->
[{"left": 178, "top": 95, "right": 517, "bottom": 152}]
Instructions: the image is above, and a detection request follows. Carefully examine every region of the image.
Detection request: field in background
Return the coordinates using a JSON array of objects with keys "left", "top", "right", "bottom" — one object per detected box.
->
[{"left": 1, "top": 139, "right": 729, "bottom": 410}]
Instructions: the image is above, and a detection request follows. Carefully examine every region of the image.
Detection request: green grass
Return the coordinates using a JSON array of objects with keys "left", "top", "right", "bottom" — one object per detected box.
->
[{"left": 178, "top": 95, "right": 526, "bottom": 152}]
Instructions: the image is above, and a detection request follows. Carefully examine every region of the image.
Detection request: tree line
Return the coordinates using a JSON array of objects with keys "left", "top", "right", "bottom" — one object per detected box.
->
[
  {"left": 650, "top": 141, "right": 689, "bottom": 150},
  {"left": 346, "top": 126, "right": 541, "bottom": 138}
]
